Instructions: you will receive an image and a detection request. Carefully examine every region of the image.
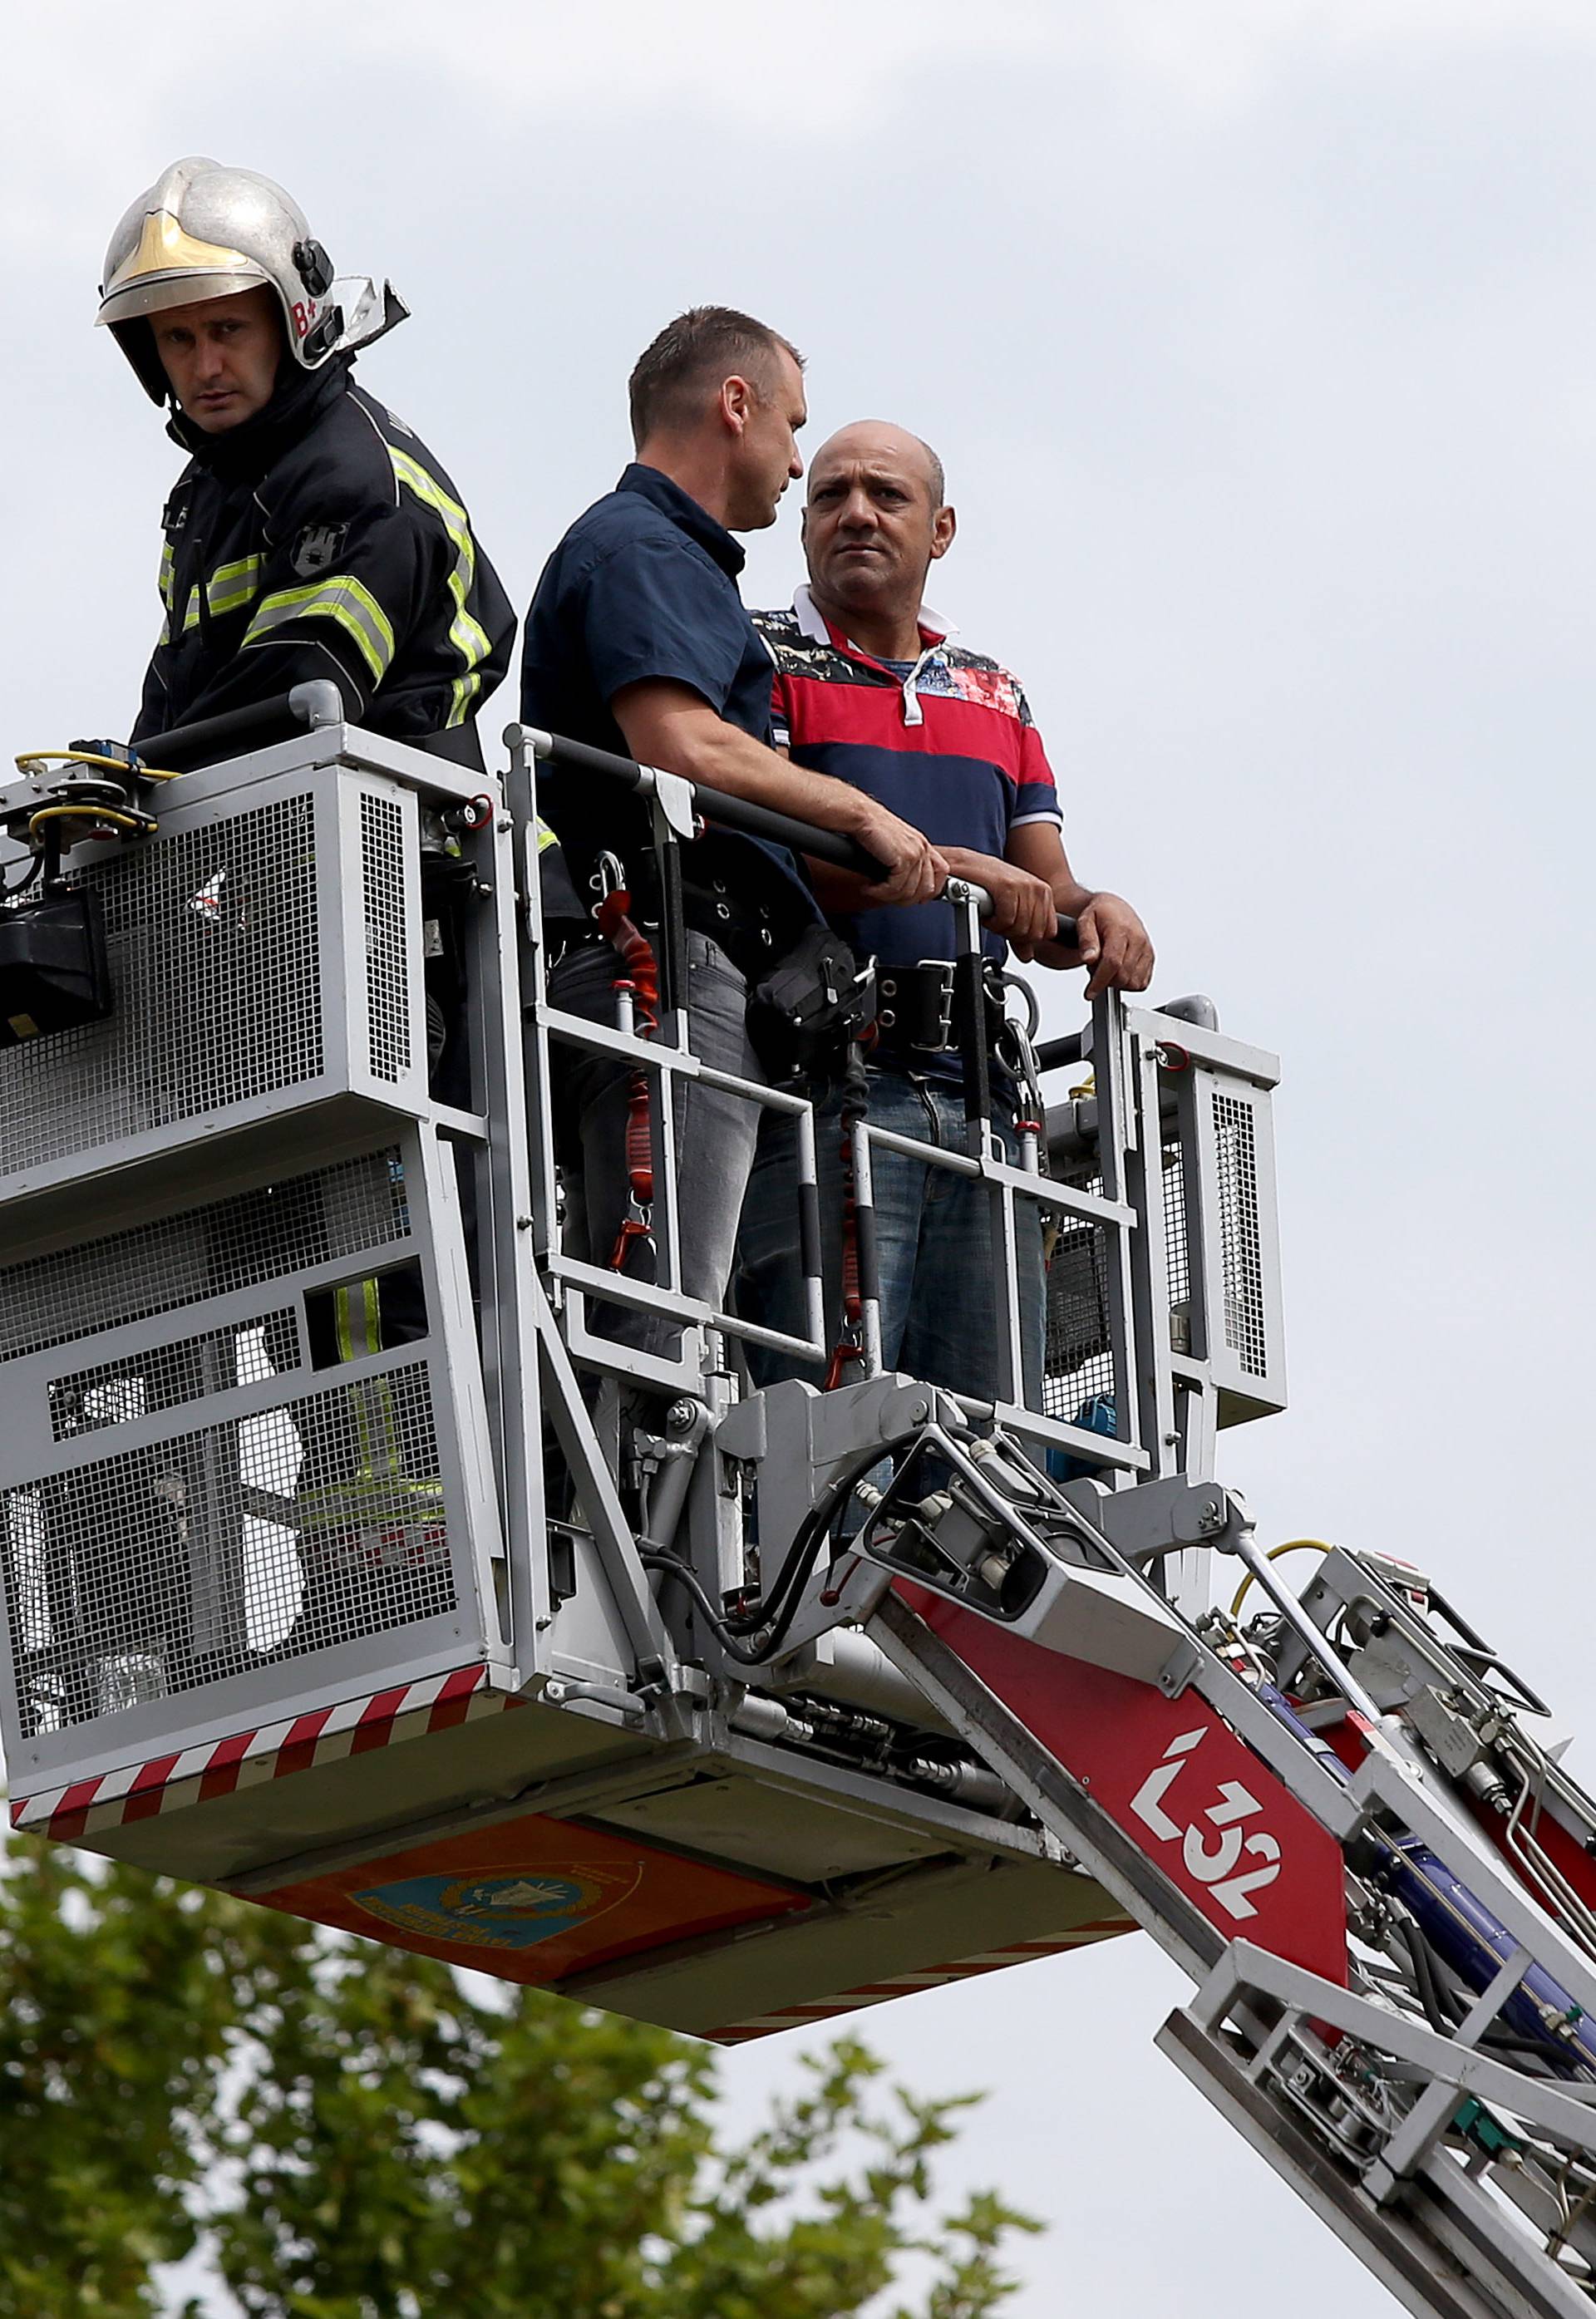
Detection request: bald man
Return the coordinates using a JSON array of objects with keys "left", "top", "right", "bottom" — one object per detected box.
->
[{"left": 737, "top": 421, "right": 1153, "bottom": 1408}]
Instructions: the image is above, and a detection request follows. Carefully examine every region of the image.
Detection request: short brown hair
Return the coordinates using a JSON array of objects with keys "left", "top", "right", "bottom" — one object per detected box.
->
[{"left": 628, "top": 306, "right": 804, "bottom": 447}]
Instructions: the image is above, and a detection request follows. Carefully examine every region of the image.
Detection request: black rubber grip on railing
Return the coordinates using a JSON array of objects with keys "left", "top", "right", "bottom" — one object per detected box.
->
[
  {"left": 133, "top": 683, "right": 347, "bottom": 774},
  {"left": 527, "top": 728, "right": 648, "bottom": 794},
  {"left": 1035, "top": 1030, "right": 1087, "bottom": 1073},
  {"left": 705, "top": 790, "right": 883, "bottom": 881},
  {"left": 531, "top": 729, "right": 1080, "bottom": 939},
  {"left": 798, "top": 1176, "right": 823, "bottom": 1302},
  {"left": 532, "top": 729, "right": 882, "bottom": 879},
  {"left": 700, "top": 795, "right": 1077, "bottom": 944}
]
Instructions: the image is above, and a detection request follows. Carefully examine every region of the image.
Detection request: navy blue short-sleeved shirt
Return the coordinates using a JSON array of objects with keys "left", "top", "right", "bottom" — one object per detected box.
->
[{"left": 520, "top": 463, "right": 815, "bottom": 929}]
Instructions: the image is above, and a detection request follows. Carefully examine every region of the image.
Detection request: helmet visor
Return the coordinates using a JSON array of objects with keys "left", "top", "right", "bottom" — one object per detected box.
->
[{"left": 97, "top": 206, "right": 267, "bottom": 328}]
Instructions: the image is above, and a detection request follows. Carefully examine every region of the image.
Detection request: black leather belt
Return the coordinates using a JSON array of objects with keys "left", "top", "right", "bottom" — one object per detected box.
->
[
  {"left": 544, "top": 887, "right": 781, "bottom": 977},
  {"left": 679, "top": 879, "right": 781, "bottom": 959}
]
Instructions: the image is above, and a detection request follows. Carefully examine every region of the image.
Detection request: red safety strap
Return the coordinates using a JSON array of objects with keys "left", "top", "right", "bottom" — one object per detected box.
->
[
  {"left": 824, "top": 1029, "right": 876, "bottom": 1391},
  {"left": 594, "top": 885, "right": 661, "bottom": 1274},
  {"left": 825, "top": 1112, "right": 865, "bottom": 1391}
]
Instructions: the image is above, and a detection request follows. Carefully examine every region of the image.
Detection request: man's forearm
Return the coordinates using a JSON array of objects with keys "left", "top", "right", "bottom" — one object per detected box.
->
[
  {"left": 939, "top": 845, "right": 1069, "bottom": 899},
  {"left": 614, "top": 701, "right": 876, "bottom": 842},
  {"left": 612, "top": 682, "right": 947, "bottom": 906},
  {"left": 806, "top": 844, "right": 1068, "bottom": 940}
]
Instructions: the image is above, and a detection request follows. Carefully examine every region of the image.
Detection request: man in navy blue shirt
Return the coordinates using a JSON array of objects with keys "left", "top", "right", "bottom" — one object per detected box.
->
[{"left": 521, "top": 309, "right": 943, "bottom": 1359}]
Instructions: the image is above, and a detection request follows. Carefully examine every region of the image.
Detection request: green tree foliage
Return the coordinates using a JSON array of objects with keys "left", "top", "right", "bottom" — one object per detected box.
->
[{"left": 0, "top": 1837, "right": 1037, "bottom": 2319}]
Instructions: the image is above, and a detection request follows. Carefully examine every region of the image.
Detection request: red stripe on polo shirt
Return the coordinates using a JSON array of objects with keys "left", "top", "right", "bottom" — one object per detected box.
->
[{"left": 774, "top": 675, "right": 1036, "bottom": 785}]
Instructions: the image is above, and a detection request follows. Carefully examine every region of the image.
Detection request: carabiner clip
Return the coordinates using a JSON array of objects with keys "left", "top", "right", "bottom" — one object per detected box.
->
[{"left": 591, "top": 849, "right": 626, "bottom": 905}]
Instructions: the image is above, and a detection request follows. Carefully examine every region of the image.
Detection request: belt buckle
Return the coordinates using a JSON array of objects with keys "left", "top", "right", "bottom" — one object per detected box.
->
[
  {"left": 921, "top": 958, "right": 957, "bottom": 1052},
  {"left": 878, "top": 960, "right": 957, "bottom": 1051}
]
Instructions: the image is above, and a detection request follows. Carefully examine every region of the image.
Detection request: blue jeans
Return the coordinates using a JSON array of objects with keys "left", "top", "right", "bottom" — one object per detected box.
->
[{"left": 735, "top": 1066, "right": 1045, "bottom": 1406}]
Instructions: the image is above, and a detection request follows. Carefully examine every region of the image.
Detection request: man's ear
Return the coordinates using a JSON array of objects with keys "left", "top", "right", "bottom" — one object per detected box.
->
[
  {"left": 929, "top": 504, "right": 957, "bottom": 562},
  {"left": 720, "top": 374, "right": 755, "bottom": 436}
]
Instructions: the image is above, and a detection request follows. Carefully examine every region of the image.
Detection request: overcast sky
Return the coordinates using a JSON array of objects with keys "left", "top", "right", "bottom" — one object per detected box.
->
[{"left": 8, "top": 2, "right": 1596, "bottom": 2312}]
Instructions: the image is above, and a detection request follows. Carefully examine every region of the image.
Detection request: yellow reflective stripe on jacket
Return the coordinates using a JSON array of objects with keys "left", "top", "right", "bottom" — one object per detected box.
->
[
  {"left": 332, "top": 1279, "right": 383, "bottom": 1363},
  {"left": 159, "top": 542, "right": 175, "bottom": 611},
  {"left": 536, "top": 819, "right": 559, "bottom": 852},
  {"left": 242, "top": 574, "right": 396, "bottom": 685},
  {"left": 297, "top": 1472, "right": 445, "bottom": 1528},
  {"left": 331, "top": 1279, "right": 402, "bottom": 1478},
  {"left": 387, "top": 445, "right": 493, "bottom": 727},
  {"left": 181, "top": 553, "right": 264, "bottom": 633}
]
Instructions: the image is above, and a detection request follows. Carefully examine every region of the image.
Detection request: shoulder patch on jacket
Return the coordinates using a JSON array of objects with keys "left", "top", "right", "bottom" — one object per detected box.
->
[{"left": 290, "top": 521, "right": 350, "bottom": 578}]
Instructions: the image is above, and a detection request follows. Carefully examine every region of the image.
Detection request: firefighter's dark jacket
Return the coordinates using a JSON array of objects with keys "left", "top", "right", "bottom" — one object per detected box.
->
[{"left": 131, "top": 356, "right": 515, "bottom": 758}]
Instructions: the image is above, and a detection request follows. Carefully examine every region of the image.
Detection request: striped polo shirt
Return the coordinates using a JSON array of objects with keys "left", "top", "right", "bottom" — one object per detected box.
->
[{"left": 752, "top": 584, "right": 1062, "bottom": 968}]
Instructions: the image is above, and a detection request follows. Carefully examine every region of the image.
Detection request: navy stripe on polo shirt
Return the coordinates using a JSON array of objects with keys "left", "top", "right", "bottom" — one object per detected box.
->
[{"left": 752, "top": 587, "right": 1062, "bottom": 969}]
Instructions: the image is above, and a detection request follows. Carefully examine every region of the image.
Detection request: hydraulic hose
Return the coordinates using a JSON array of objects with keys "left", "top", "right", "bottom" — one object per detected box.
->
[
  {"left": 1259, "top": 1685, "right": 1596, "bottom": 2080},
  {"left": 643, "top": 1425, "right": 932, "bottom": 1662}
]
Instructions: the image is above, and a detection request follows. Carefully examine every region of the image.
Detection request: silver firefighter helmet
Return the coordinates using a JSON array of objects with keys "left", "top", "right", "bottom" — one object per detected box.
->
[{"left": 98, "top": 156, "right": 406, "bottom": 404}]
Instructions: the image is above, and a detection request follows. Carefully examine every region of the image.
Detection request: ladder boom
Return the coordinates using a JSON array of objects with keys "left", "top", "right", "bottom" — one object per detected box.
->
[{"left": 850, "top": 1435, "right": 1596, "bottom": 2319}]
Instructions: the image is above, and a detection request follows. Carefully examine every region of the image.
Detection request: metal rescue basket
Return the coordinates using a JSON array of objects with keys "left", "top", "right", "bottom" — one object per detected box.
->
[{"left": 0, "top": 704, "right": 1284, "bottom": 2037}]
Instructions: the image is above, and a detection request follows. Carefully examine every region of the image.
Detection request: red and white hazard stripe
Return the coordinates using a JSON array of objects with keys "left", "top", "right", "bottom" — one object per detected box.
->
[
  {"left": 10, "top": 1663, "right": 506, "bottom": 1845},
  {"left": 705, "top": 1918, "right": 1135, "bottom": 2044}
]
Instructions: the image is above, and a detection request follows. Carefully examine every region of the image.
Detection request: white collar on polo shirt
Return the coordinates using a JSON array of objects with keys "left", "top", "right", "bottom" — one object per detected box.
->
[
  {"left": 791, "top": 581, "right": 958, "bottom": 654},
  {"left": 791, "top": 585, "right": 959, "bottom": 728}
]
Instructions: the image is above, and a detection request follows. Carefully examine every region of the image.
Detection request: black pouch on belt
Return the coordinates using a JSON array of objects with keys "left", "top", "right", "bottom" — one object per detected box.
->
[{"left": 746, "top": 924, "right": 875, "bottom": 1085}]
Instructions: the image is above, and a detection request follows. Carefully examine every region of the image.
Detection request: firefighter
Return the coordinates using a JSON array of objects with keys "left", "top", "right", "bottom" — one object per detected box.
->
[
  {"left": 99, "top": 155, "right": 515, "bottom": 769},
  {"left": 93, "top": 158, "right": 517, "bottom": 1655},
  {"left": 97, "top": 153, "right": 516, "bottom": 1115}
]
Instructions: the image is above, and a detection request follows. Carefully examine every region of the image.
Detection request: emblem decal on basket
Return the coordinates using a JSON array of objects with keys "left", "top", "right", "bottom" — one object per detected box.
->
[{"left": 351, "top": 1862, "right": 643, "bottom": 1952}]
